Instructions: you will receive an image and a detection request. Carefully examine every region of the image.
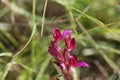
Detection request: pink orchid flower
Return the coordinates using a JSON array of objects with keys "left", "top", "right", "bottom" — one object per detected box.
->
[{"left": 48, "top": 27, "right": 89, "bottom": 80}]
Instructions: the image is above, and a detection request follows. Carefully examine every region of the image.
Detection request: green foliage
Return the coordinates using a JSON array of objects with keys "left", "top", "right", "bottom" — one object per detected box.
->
[{"left": 0, "top": 0, "right": 120, "bottom": 80}]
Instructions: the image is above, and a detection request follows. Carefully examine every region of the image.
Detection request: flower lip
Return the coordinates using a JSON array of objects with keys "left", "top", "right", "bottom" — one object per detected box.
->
[
  {"left": 77, "top": 61, "right": 89, "bottom": 67},
  {"left": 62, "top": 30, "right": 72, "bottom": 38},
  {"left": 70, "top": 54, "right": 89, "bottom": 68}
]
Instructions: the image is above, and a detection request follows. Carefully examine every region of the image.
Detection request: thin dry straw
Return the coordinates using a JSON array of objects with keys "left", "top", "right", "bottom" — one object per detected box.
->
[
  {"left": 41, "top": 0, "right": 48, "bottom": 37},
  {"left": 1, "top": 0, "right": 37, "bottom": 80},
  {"left": 13, "top": 0, "right": 36, "bottom": 58}
]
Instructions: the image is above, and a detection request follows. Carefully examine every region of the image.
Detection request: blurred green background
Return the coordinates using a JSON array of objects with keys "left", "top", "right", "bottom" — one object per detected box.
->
[{"left": 0, "top": 0, "right": 120, "bottom": 80}]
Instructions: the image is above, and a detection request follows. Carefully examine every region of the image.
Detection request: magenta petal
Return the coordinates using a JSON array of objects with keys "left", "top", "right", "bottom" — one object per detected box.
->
[
  {"left": 70, "top": 54, "right": 78, "bottom": 67},
  {"left": 65, "top": 37, "right": 76, "bottom": 51},
  {"left": 62, "top": 30, "right": 72, "bottom": 38},
  {"left": 54, "top": 62, "right": 66, "bottom": 69},
  {"left": 56, "top": 78, "right": 60, "bottom": 80},
  {"left": 52, "top": 27, "right": 62, "bottom": 42},
  {"left": 48, "top": 41, "right": 62, "bottom": 60},
  {"left": 69, "top": 38, "right": 76, "bottom": 50},
  {"left": 77, "top": 61, "right": 89, "bottom": 67}
]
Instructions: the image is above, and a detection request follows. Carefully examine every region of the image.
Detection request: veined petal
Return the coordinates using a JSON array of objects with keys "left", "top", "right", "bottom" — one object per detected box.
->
[
  {"left": 65, "top": 36, "right": 76, "bottom": 51},
  {"left": 70, "top": 54, "right": 78, "bottom": 67},
  {"left": 48, "top": 41, "right": 62, "bottom": 60},
  {"left": 69, "top": 38, "right": 76, "bottom": 50},
  {"left": 62, "top": 30, "right": 72, "bottom": 38},
  {"left": 56, "top": 78, "right": 60, "bottom": 80},
  {"left": 54, "top": 62, "right": 66, "bottom": 69},
  {"left": 52, "top": 27, "right": 62, "bottom": 42},
  {"left": 77, "top": 61, "right": 89, "bottom": 67}
]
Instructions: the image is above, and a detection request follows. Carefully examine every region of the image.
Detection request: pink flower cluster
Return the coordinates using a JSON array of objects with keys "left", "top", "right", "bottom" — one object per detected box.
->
[{"left": 48, "top": 27, "right": 89, "bottom": 80}]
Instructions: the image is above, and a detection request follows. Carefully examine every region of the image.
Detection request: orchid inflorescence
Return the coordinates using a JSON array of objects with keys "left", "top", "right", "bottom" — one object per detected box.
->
[{"left": 48, "top": 27, "right": 89, "bottom": 80}]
